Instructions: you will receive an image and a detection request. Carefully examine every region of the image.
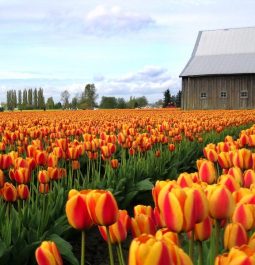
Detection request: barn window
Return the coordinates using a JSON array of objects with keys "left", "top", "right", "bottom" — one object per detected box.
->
[
  {"left": 220, "top": 91, "right": 227, "bottom": 98},
  {"left": 240, "top": 91, "right": 248, "bottom": 98},
  {"left": 200, "top": 92, "right": 207, "bottom": 99}
]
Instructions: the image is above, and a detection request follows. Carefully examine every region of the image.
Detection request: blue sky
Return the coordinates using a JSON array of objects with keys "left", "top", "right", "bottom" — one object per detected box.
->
[{"left": 0, "top": 0, "right": 255, "bottom": 103}]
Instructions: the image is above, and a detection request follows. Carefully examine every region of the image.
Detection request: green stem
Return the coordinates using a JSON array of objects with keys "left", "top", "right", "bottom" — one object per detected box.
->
[
  {"left": 81, "top": 230, "right": 85, "bottom": 265},
  {"left": 118, "top": 242, "right": 126, "bottom": 265},
  {"left": 106, "top": 226, "right": 114, "bottom": 265},
  {"left": 198, "top": 241, "right": 203, "bottom": 265},
  {"left": 189, "top": 229, "right": 194, "bottom": 262},
  {"left": 116, "top": 245, "right": 122, "bottom": 265},
  {"left": 215, "top": 220, "right": 220, "bottom": 258}
]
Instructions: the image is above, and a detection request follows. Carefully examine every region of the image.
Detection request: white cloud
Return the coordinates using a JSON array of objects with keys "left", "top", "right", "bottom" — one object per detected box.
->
[
  {"left": 84, "top": 5, "right": 155, "bottom": 36},
  {"left": 0, "top": 71, "right": 47, "bottom": 79}
]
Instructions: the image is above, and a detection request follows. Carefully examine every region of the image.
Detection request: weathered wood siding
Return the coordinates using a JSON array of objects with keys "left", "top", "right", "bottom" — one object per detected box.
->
[{"left": 181, "top": 74, "right": 255, "bottom": 109}]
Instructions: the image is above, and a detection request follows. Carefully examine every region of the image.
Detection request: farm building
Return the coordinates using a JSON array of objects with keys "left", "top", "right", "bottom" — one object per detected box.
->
[{"left": 180, "top": 27, "right": 255, "bottom": 109}]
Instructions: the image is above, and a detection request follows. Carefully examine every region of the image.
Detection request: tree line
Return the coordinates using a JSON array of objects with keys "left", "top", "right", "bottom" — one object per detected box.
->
[{"left": 5, "top": 84, "right": 182, "bottom": 110}]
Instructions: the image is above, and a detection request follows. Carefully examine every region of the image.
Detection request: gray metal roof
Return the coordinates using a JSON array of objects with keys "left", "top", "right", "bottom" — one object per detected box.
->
[{"left": 180, "top": 27, "right": 255, "bottom": 77}]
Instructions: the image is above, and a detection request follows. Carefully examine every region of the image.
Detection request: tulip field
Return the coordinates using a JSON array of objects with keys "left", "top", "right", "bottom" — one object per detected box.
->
[{"left": 2, "top": 109, "right": 255, "bottom": 265}]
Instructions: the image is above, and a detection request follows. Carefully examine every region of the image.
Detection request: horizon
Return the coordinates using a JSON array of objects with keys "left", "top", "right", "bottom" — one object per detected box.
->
[{"left": 0, "top": 0, "right": 255, "bottom": 103}]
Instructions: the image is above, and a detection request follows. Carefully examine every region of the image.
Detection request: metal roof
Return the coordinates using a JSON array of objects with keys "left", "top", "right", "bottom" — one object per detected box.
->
[{"left": 180, "top": 27, "right": 255, "bottom": 77}]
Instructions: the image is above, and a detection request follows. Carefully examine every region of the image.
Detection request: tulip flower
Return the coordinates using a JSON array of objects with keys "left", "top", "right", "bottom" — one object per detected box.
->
[
  {"left": 232, "top": 204, "right": 255, "bottom": 231},
  {"left": 133, "top": 205, "right": 156, "bottom": 224},
  {"left": 35, "top": 241, "right": 63, "bottom": 265},
  {"left": 2, "top": 182, "right": 17, "bottom": 202},
  {"left": 110, "top": 159, "right": 119, "bottom": 169},
  {"left": 66, "top": 193, "right": 93, "bottom": 230},
  {"left": 243, "top": 169, "right": 255, "bottom": 188},
  {"left": 218, "top": 152, "right": 233, "bottom": 169},
  {"left": 228, "top": 167, "right": 243, "bottom": 186},
  {"left": 207, "top": 185, "right": 235, "bottom": 220},
  {"left": 155, "top": 228, "right": 179, "bottom": 246},
  {"left": 128, "top": 234, "right": 172, "bottom": 265},
  {"left": 38, "top": 170, "right": 50, "bottom": 184},
  {"left": 203, "top": 147, "right": 218, "bottom": 162},
  {"left": 87, "top": 190, "right": 119, "bottom": 265},
  {"left": 218, "top": 174, "right": 240, "bottom": 193},
  {"left": 66, "top": 191, "right": 93, "bottom": 265},
  {"left": 0, "top": 169, "right": 5, "bottom": 187},
  {"left": 39, "top": 183, "right": 49, "bottom": 194},
  {"left": 177, "top": 173, "right": 194, "bottom": 188},
  {"left": 224, "top": 223, "right": 248, "bottom": 250},
  {"left": 232, "top": 149, "right": 253, "bottom": 170},
  {"left": 194, "top": 217, "right": 212, "bottom": 242},
  {"left": 198, "top": 160, "right": 217, "bottom": 184},
  {"left": 87, "top": 190, "right": 119, "bottom": 226},
  {"left": 131, "top": 213, "right": 157, "bottom": 237},
  {"left": 17, "top": 184, "right": 30, "bottom": 200}
]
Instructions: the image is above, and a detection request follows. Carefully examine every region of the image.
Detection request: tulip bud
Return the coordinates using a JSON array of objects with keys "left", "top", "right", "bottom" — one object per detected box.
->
[
  {"left": 218, "top": 152, "right": 233, "bottom": 169},
  {"left": 35, "top": 241, "right": 63, "bottom": 265},
  {"left": 232, "top": 149, "right": 253, "bottom": 170},
  {"left": 207, "top": 185, "right": 235, "bottom": 220},
  {"left": 0, "top": 169, "right": 5, "bottom": 188},
  {"left": 38, "top": 170, "right": 50, "bottom": 184},
  {"left": 155, "top": 228, "right": 179, "bottom": 246},
  {"left": 87, "top": 190, "right": 119, "bottom": 226},
  {"left": 66, "top": 193, "right": 93, "bottom": 230},
  {"left": 243, "top": 169, "right": 255, "bottom": 188},
  {"left": 218, "top": 174, "right": 240, "bottom": 193},
  {"left": 2, "top": 182, "right": 17, "bottom": 202},
  {"left": 232, "top": 204, "right": 255, "bottom": 231},
  {"left": 110, "top": 159, "right": 119, "bottom": 169},
  {"left": 131, "top": 213, "right": 157, "bottom": 237},
  {"left": 224, "top": 223, "right": 248, "bottom": 250},
  {"left": 194, "top": 217, "right": 212, "bottom": 241},
  {"left": 17, "top": 184, "right": 30, "bottom": 200},
  {"left": 198, "top": 160, "right": 217, "bottom": 184}
]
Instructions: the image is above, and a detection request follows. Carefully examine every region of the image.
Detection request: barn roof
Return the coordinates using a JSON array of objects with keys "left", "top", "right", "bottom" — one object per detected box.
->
[{"left": 180, "top": 27, "right": 255, "bottom": 77}]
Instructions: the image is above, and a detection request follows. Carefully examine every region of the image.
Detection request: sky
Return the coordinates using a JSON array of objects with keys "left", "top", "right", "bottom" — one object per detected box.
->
[{"left": 0, "top": 0, "right": 255, "bottom": 104}]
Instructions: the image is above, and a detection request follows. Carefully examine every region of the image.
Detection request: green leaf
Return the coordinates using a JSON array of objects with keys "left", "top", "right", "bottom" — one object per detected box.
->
[
  {"left": 135, "top": 179, "right": 153, "bottom": 191},
  {"left": 47, "top": 234, "right": 79, "bottom": 265}
]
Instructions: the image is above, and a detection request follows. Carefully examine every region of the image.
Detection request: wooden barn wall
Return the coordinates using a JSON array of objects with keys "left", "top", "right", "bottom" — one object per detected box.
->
[{"left": 181, "top": 74, "right": 255, "bottom": 110}]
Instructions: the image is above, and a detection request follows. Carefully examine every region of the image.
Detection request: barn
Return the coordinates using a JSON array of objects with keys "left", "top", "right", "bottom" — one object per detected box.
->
[{"left": 180, "top": 27, "right": 255, "bottom": 110}]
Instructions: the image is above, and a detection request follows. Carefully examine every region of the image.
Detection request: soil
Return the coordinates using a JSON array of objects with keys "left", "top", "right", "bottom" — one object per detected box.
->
[{"left": 70, "top": 226, "right": 132, "bottom": 265}]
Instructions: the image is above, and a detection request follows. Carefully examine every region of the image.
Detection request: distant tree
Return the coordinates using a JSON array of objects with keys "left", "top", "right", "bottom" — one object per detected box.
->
[
  {"left": 28, "top": 88, "right": 33, "bottom": 108},
  {"left": 33, "top": 88, "right": 38, "bottom": 108},
  {"left": 175, "top": 90, "right": 182, "bottom": 108},
  {"left": 61, "top": 90, "right": 70, "bottom": 109},
  {"left": 100, "top": 96, "right": 117, "bottom": 109},
  {"left": 79, "top": 84, "right": 98, "bottom": 109},
  {"left": 13, "top": 90, "right": 17, "bottom": 108},
  {"left": 54, "top": 102, "right": 62, "bottom": 109},
  {"left": 46, "top": 97, "right": 55, "bottom": 109},
  {"left": 136, "top": 96, "right": 148, "bottom": 108},
  {"left": 18, "top": 90, "right": 22, "bottom": 109},
  {"left": 116, "top": 98, "right": 127, "bottom": 109},
  {"left": 38, "top": 88, "right": 45, "bottom": 109},
  {"left": 127, "top": 96, "right": 148, "bottom": 108},
  {"left": 23, "top": 89, "right": 28, "bottom": 109},
  {"left": 163, "top": 89, "right": 171, "bottom": 108},
  {"left": 71, "top": 97, "right": 78, "bottom": 109},
  {"left": 6, "top": 90, "right": 17, "bottom": 110}
]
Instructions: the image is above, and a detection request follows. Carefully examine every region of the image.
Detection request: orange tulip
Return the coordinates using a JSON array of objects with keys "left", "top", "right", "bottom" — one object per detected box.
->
[
  {"left": 232, "top": 149, "right": 253, "bottom": 170},
  {"left": 66, "top": 193, "right": 93, "bottom": 230},
  {"left": 35, "top": 150, "right": 48, "bottom": 166},
  {"left": 194, "top": 217, "right": 212, "bottom": 241},
  {"left": 0, "top": 169, "right": 5, "bottom": 187},
  {"left": 14, "top": 167, "right": 30, "bottom": 184},
  {"left": 38, "top": 170, "right": 50, "bottom": 184},
  {"left": 203, "top": 147, "right": 218, "bottom": 162},
  {"left": 35, "top": 241, "right": 63, "bottom": 265},
  {"left": 198, "top": 160, "right": 217, "bottom": 184},
  {"left": 218, "top": 174, "right": 240, "bottom": 193},
  {"left": 228, "top": 167, "right": 243, "bottom": 186},
  {"left": 207, "top": 185, "right": 235, "bottom": 220},
  {"left": 17, "top": 184, "right": 30, "bottom": 200},
  {"left": 87, "top": 190, "right": 119, "bottom": 226},
  {"left": 244, "top": 170, "right": 255, "bottom": 188},
  {"left": 98, "top": 210, "right": 129, "bottom": 244},
  {"left": 224, "top": 223, "right": 248, "bottom": 250},
  {"left": 39, "top": 183, "right": 49, "bottom": 194},
  {"left": 131, "top": 213, "right": 157, "bottom": 237},
  {"left": 218, "top": 152, "right": 233, "bottom": 169},
  {"left": 110, "top": 159, "right": 119, "bottom": 169},
  {"left": 2, "top": 182, "right": 17, "bottom": 202},
  {"left": 128, "top": 234, "right": 172, "bottom": 265},
  {"left": 155, "top": 228, "right": 179, "bottom": 246},
  {"left": 232, "top": 204, "right": 255, "bottom": 231}
]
